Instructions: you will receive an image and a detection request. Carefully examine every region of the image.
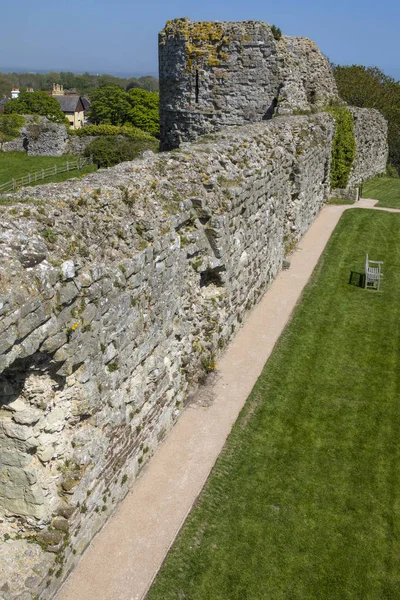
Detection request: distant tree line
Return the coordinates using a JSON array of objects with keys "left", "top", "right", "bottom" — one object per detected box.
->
[
  {"left": 333, "top": 65, "right": 400, "bottom": 172},
  {"left": 0, "top": 71, "right": 158, "bottom": 99}
]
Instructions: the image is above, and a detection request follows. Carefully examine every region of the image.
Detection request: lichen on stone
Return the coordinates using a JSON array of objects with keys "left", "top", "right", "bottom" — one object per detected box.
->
[{"left": 161, "top": 18, "right": 232, "bottom": 72}]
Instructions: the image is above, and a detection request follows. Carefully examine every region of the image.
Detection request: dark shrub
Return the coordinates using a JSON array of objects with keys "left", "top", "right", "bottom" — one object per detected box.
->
[
  {"left": 84, "top": 135, "right": 158, "bottom": 167},
  {"left": 0, "top": 114, "right": 25, "bottom": 142},
  {"left": 386, "top": 163, "right": 399, "bottom": 178},
  {"left": 271, "top": 25, "right": 282, "bottom": 41}
]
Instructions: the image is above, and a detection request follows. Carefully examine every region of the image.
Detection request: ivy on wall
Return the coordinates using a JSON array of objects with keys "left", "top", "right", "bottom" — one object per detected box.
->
[{"left": 327, "top": 106, "right": 356, "bottom": 189}]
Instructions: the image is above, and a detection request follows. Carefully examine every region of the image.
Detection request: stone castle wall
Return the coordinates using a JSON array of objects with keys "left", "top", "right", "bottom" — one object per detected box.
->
[
  {"left": 0, "top": 108, "right": 388, "bottom": 599},
  {"left": 0, "top": 13, "right": 390, "bottom": 598},
  {"left": 330, "top": 108, "right": 388, "bottom": 199},
  {"left": 159, "top": 19, "right": 339, "bottom": 149},
  {"left": 0, "top": 117, "right": 96, "bottom": 157},
  {"left": 347, "top": 107, "right": 388, "bottom": 187},
  {"left": 1, "top": 117, "right": 69, "bottom": 156}
]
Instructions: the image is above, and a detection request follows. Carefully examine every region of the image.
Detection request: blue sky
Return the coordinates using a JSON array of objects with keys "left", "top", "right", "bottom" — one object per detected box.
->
[{"left": 1, "top": 0, "right": 399, "bottom": 79}]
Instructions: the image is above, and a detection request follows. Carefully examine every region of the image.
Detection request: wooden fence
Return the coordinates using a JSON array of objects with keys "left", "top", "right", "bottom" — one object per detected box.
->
[{"left": 0, "top": 156, "right": 92, "bottom": 194}]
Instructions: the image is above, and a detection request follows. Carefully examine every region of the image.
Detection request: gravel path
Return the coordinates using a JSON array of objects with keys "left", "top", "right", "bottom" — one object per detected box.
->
[{"left": 57, "top": 199, "right": 390, "bottom": 600}]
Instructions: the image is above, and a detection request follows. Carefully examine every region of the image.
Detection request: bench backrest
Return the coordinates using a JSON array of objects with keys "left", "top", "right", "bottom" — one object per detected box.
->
[{"left": 365, "top": 253, "right": 383, "bottom": 280}]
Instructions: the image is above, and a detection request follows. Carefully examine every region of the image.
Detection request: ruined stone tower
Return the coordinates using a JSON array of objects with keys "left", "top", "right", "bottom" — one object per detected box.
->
[{"left": 159, "top": 18, "right": 339, "bottom": 149}]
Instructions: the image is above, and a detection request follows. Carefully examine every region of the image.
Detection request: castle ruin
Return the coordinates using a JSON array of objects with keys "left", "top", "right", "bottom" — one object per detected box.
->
[{"left": 0, "top": 19, "right": 388, "bottom": 600}]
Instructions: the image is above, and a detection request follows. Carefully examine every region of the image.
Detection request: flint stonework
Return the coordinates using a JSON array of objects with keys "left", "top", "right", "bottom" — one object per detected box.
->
[{"left": 0, "top": 18, "right": 389, "bottom": 600}]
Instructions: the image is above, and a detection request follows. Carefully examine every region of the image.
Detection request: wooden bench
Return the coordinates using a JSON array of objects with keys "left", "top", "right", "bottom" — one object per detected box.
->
[{"left": 365, "top": 253, "right": 383, "bottom": 290}]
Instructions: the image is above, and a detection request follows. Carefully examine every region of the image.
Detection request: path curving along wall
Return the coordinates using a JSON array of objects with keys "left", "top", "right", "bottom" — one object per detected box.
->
[{"left": 0, "top": 110, "right": 387, "bottom": 599}]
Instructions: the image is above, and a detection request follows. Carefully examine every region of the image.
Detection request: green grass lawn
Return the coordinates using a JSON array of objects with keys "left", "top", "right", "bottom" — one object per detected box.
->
[
  {"left": 147, "top": 209, "right": 400, "bottom": 600},
  {"left": 0, "top": 151, "right": 97, "bottom": 187},
  {"left": 363, "top": 177, "right": 400, "bottom": 208}
]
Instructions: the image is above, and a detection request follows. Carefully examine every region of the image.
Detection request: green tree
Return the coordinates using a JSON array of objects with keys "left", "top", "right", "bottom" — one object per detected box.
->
[
  {"left": 59, "top": 71, "right": 79, "bottom": 90},
  {"left": 126, "top": 78, "right": 141, "bottom": 91},
  {"left": 0, "top": 114, "right": 25, "bottom": 142},
  {"left": 127, "top": 88, "right": 159, "bottom": 136},
  {"left": 87, "top": 86, "right": 160, "bottom": 136},
  {"left": 17, "top": 73, "right": 41, "bottom": 90},
  {"left": 334, "top": 65, "right": 400, "bottom": 170},
  {"left": 0, "top": 73, "right": 15, "bottom": 98},
  {"left": 3, "top": 91, "right": 66, "bottom": 122},
  {"left": 137, "top": 76, "right": 159, "bottom": 92},
  {"left": 74, "top": 72, "right": 95, "bottom": 95},
  {"left": 88, "top": 85, "right": 132, "bottom": 126},
  {"left": 39, "top": 72, "right": 61, "bottom": 91}
]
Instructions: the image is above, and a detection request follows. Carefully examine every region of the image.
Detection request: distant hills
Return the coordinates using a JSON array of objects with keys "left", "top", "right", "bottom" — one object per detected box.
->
[{"left": 0, "top": 68, "right": 158, "bottom": 79}]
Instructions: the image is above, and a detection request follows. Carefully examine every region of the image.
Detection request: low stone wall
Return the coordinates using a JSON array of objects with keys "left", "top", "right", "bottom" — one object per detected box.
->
[
  {"left": 1, "top": 117, "right": 68, "bottom": 157},
  {"left": 329, "top": 107, "right": 388, "bottom": 200},
  {"left": 0, "top": 137, "right": 25, "bottom": 152},
  {"left": 1, "top": 117, "right": 97, "bottom": 157},
  {"left": 65, "top": 135, "right": 97, "bottom": 156},
  {"left": 330, "top": 187, "right": 359, "bottom": 202},
  {"left": 0, "top": 111, "right": 387, "bottom": 599}
]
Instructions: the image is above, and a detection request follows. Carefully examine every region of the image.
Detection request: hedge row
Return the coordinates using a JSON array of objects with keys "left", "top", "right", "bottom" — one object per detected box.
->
[
  {"left": 326, "top": 106, "right": 356, "bottom": 189},
  {"left": 69, "top": 123, "right": 155, "bottom": 140}
]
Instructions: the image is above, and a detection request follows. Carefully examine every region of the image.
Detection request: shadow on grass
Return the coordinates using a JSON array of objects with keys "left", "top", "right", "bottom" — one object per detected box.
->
[{"left": 349, "top": 270, "right": 365, "bottom": 288}]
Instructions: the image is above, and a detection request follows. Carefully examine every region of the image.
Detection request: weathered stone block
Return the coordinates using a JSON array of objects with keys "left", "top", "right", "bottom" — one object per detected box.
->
[
  {"left": 13, "top": 408, "right": 41, "bottom": 426},
  {"left": 36, "top": 530, "right": 64, "bottom": 547},
  {"left": 2, "top": 422, "right": 34, "bottom": 442}
]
